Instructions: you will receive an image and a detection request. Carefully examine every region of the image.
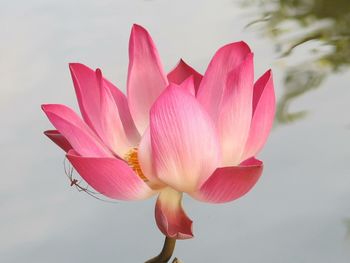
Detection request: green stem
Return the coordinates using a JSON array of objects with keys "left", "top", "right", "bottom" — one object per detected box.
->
[{"left": 145, "top": 236, "right": 177, "bottom": 263}]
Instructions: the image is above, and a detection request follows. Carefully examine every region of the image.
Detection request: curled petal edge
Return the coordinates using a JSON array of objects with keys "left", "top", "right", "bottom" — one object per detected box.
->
[
  {"left": 155, "top": 188, "right": 193, "bottom": 240},
  {"left": 44, "top": 130, "right": 72, "bottom": 152}
]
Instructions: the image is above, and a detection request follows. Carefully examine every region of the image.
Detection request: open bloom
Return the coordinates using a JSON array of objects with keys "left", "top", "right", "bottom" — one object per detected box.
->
[{"left": 42, "top": 24, "right": 275, "bottom": 239}]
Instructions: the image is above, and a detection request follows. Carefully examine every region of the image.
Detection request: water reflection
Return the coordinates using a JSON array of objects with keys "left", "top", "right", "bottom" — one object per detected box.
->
[
  {"left": 245, "top": 0, "right": 350, "bottom": 123},
  {"left": 345, "top": 218, "right": 350, "bottom": 240}
]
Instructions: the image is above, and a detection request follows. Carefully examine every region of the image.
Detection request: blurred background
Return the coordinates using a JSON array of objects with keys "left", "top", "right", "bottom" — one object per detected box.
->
[{"left": 1, "top": 0, "right": 349, "bottom": 262}]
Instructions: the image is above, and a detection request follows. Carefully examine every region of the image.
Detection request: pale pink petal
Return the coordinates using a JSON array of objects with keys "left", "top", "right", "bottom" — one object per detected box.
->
[
  {"left": 217, "top": 53, "right": 254, "bottom": 165},
  {"left": 242, "top": 70, "right": 275, "bottom": 160},
  {"left": 155, "top": 188, "right": 193, "bottom": 239},
  {"left": 42, "top": 104, "right": 112, "bottom": 157},
  {"left": 197, "top": 42, "right": 251, "bottom": 120},
  {"left": 70, "top": 63, "right": 132, "bottom": 156},
  {"left": 106, "top": 79, "right": 140, "bottom": 145},
  {"left": 138, "top": 129, "right": 167, "bottom": 189},
  {"left": 67, "top": 150, "right": 154, "bottom": 200},
  {"left": 192, "top": 158, "right": 263, "bottom": 203},
  {"left": 44, "top": 130, "right": 72, "bottom": 152},
  {"left": 167, "top": 59, "right": 203, "bottom": 93},
  {"left": 150, "top": 84, "right": 220, "bottom": 193},
  {"left": 127, "top": 24, "right": 168, "bottom": 133}
]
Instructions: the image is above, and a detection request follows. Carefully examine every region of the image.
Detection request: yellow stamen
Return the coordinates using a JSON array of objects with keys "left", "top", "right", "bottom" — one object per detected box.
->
[{"left": 124, "top": 148, "right": 148, "bottom": 181}]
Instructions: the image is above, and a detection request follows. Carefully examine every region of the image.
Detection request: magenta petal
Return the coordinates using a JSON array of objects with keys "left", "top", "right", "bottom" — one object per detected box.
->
[
  {"left": 69, "top": 63, "right": 103, "bottom": 128},
  {"left": 242, "top": 70, "right": 275, "bottom": 160},
  {"left": 167, "top": 59, "right": 203, "bottom": 93},
  {"left": 192, "top": 158, "right": 263, "bottom": 203},
  {"left": 42, "top": 104, "right": 112, "bottom": 157},
  {"left": 69, "top": 63, "right": 132, "bottom": 156},
  {"left": 127, "top": 24, "right": 168, "bottom": 133},
  {"left": 150, "top": 84, "right": 220, "bottom": 192},
  {"left": 44, "top": 130, "right": 72, "bottom": 152},
  {"left": 197, "top": 41, "right": 251, "bottom": 120},
  {"left": 67, "top": 150, "right": 154, "bottom": 200},
  {"left": 155, "top": 188, "right": 193, "bottom": 239}
]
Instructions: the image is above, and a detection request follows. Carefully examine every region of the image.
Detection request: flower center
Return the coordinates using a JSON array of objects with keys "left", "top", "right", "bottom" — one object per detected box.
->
[{"left": 124, "top": 148, "right": 147, "bottom": 181}]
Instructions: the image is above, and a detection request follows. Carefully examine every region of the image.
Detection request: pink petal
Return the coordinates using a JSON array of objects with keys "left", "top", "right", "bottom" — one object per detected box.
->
[
  {"left": 42, "top": 104, "right": 112, "bottom": 157},
  {"left": 104, "top": 78, "right": 140, "bottom": 145},
  {"left": 44, "top": 130, "right": 72, "bottom": 152},
  {"left": 127, "top": 24, "right": 168, "bottom": 133},
  {"left": 242, "top": 70, "right": 276, "bottom": 160},
  {"left": 69, "top": 63, "right": 100, "bottom": 128},
  {"left": 197, "top": 41, "right": 251, "bottom": 120},
  {"left": 70, "top": 63, "right": 132, "bottom": 156},
  {"left": 179, "top": 76, "right": 196, "bottom": 95},
  {"left": 150, "top": 84, "right": 220, "bottom": 193},
  {"left": 217, "top": 53, "right": 254, "bottom": 165},
  {"left": 192, "top": 158, "right": 263, "bottom": 203},
  {"left": 155, "top": 188, "right": 193, "bottom": 239},
  {"left": 67, "top": 150, "right": 154, "bottom": 200},
  {"left": 167, "top": 59, "right": 203, "bottom": 93}
]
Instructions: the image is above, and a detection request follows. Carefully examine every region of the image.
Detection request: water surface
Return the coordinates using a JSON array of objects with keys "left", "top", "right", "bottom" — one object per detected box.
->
[{"left": 1, "top": 0, "right": 349, "bottom": 262}]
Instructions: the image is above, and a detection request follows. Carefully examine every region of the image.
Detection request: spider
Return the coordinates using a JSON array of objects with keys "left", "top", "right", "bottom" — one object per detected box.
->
[{"left": 63, "top": 158, "right": 118, "bottom": 204}]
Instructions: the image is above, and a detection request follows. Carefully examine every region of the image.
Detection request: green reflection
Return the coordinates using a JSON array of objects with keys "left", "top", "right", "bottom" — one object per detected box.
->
[
  {"left": 344, "top": 218, "right": 350, "bottom": 240},
  {"left": 246, "top": 0, "right": 350, "bottom": 123}
]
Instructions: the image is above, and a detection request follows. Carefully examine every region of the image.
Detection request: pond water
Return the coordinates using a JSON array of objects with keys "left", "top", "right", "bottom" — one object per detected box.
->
[{"left": 1, "top": 0, "right": 350, "bottom": 262}]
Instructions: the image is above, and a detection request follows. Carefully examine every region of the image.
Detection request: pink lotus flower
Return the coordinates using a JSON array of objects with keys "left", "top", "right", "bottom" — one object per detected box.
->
[{"left": 42, "top": 24, "right": 275, "bottom": 239}]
